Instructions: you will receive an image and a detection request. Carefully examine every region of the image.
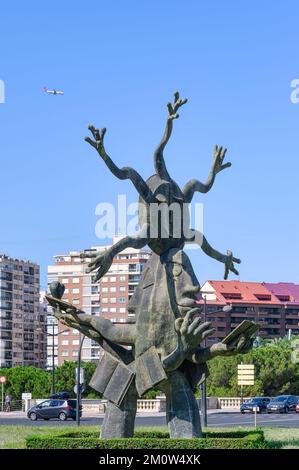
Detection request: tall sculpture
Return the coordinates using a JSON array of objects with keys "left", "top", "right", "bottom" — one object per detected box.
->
[{"left": 49, "top": 92, "right": 258, "bottom": 438}]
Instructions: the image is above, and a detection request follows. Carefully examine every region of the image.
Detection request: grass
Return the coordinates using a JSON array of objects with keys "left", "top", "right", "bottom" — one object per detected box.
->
[{"left": 0, "top": 425, "right": 299, "bottom": 449}]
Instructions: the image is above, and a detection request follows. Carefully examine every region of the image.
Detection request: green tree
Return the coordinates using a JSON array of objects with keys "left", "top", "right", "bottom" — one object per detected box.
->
[{"left": 0, "top": 366, "right": 51, "bottom": 400}]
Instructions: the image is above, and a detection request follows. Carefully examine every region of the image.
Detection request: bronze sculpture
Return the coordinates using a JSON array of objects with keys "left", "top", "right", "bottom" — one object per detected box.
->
[{"left": 49, "top": 92, "right": 257, "bottom": 438}]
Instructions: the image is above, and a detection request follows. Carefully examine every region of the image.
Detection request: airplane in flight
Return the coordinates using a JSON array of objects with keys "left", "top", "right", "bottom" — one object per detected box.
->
[{"left": 43, "top": 86, "right": 64, "bottom": 95}]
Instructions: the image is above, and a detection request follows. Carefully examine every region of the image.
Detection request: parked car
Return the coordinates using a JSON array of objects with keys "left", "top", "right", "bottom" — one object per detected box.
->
[
  {"left": 27, "top": 399, "right": 82, "bottom": 421},
  {"left": 49, "top": 391, "right": 71, "bottom": 399},
  {"left": 296, "top": 403, "right": 299, "bottom": 413},
  {"left": 267, "top": 395, "right": 298, "bottom": 413},
  {"left": 240, "top": 397, "right": 271, "bottom": 413}
]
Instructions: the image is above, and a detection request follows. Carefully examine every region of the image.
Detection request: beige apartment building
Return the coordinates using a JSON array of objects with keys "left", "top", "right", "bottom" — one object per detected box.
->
[
  {"left": 0, "top": 254, "right": 46, "bottom": 368},
  {"left": 47, "top": 237, "right": 150, "bottom": 365}
]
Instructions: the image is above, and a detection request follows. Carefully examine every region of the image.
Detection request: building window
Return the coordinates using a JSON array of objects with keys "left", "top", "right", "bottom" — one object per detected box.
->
[
  {"left": 62, "top": 351, "right": 68, "bottom": 357},
  {"left": 102, "top": 287, "right": 108, "bottom": 293},
  {"left": 72, "top": 288, "right": 80, "bottom": 294},
  {"left": 119, "top": 297, "right": 126, "bottom": 303},
  {"left": 72, "top": 351, "right": 77, "bottom": 356},
  {"left": 119, "top": 307, "right": 126, "bottom": 313},
  {"left": 61, "top": 340, "right": 69, "bottom": 345},
  {"left": 72, "top": 278, "right": 80, "bottom": 284},
  {"left": 101, "top": 308, "right": 108, "bottom": 313},
  {"left": 110, "top": 277, "right": 116, "bottom": 282},
  {"left": 62, "top": 330, "right": 69, "bottom": 335},
  {"left": 110, "top": 308, "right": 116, "bottom": 313},
  {"left": 102, "top": 298, "right": 108, "bottom": 304},
  {"left": 72, "top": 339, "right": 79, "bottom": 345},
  {"left": 119, "top": 286, "right": 126, "bottom": 292},
  {"left": 62, "top": 278, "right": 69, "bottom": 284},
  {"left": 119, "top": 276, "right": 126, "bottom": 282},
  {"left": 64, "top": 289, "right": 69, "bottom": 294},
  {"left": 110, "top": 287, "right": 116, "bottom": 293},
  {"left": 72, "top": 329, "right": 79, "bottom": 335},
  {"left": 110, "top": 298, "right": 116, "bottom": 303},
  {"left": 73, "top": 299, "right": 80, "bottom": 305},
  {"left": 102, "top": 277, "right": 108, "bottom": 283}
]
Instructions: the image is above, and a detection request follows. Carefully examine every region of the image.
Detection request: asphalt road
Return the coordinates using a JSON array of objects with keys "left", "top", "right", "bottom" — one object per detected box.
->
[{"left": 1, "top": 412, "right": 299, "bottom": 428}]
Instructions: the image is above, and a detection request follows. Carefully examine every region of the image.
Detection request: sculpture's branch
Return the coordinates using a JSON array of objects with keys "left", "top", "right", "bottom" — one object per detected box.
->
[
  {"left": 183, "top": 145, "right": 231, "bottom": 202},
  {"left": 84, "top": 224, "right": 150, "bottom": 282},
  {"left": 154, "top": 91, "right": 187, "bottom": 180},
  {"left": 85, "top": 125, "right": 153, "bottom": 204},
  {"left": 186, "top": 230, "right": 241, "bottom": 279}
]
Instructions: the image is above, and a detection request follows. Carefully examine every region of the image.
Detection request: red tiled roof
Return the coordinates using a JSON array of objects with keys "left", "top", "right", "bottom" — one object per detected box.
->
[{"left": 197, "top": 280, "right": 299, "bottom": 306}]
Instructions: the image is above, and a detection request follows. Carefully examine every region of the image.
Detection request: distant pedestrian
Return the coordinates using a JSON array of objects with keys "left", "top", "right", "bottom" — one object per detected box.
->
[{"left": 5, "top": 394, "right": 12, "bottom": 412}]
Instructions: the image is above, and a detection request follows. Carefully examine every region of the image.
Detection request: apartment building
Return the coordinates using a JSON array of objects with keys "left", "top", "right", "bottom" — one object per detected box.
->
[
  {"left": 0, "top": 254, "right": 46, "bottom": 368},
  {"left": 47, "top": 237, "right": 150, "bottom": 365},
  {"left": 198, "top": 280, "right": 299, "bottom": 345}
]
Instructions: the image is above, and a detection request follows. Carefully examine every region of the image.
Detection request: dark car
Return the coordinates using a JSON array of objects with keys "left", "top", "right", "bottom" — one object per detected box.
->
[
  {"left": 49, "top": 391, "right": 71, "bottom": 399},
  {"left": 240, "top": 397, "right": 271, "bottom": 414},
  {"left": 27, "top": 399, "right": 82, "bottom": 421},
  {"left": 267, "top": 395, "right": 298, "bottom": 414}
]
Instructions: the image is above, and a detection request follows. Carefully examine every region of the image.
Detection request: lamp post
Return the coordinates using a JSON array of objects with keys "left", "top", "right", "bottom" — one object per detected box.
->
[
  {"left": 200, "top": 296, "right": 208, "bottom": 427},
  {"left": 37, "top": 321, "right": 69, "bottom": 394}
]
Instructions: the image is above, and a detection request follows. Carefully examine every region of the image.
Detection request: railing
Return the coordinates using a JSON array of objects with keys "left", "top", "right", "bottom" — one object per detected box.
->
[
  {"left": 0, "top": 399, "right": 23, "bottom": 412},
  {"left": 218, "top": 397, "right": 251, "bottom": 408}
]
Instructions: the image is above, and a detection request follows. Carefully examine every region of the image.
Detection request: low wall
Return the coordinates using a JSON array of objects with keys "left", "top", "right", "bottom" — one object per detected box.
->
[{"left": 27, "top": 396, "right": 250, "bottom": 413}]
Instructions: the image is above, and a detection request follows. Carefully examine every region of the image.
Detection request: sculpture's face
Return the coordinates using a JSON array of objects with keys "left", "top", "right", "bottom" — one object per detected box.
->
[
  {"left": 128, "top": 249, "right": 200, "bottom": 318},
  {"left": 163, "top": 250, "right": 201, "bottom": 315}
]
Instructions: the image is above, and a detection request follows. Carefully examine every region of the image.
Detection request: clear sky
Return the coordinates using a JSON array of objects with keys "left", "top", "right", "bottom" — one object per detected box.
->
[{"left": 1, "top": 0, "right": 299, "bottom": 289}]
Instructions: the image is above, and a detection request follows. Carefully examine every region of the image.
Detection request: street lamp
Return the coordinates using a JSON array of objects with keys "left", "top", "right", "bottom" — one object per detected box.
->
[{"left": 37, "top": 321, "right": 69, "bottom": 394}]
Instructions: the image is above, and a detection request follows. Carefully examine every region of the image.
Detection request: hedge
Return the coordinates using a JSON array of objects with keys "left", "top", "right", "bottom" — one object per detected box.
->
[{"left": 26, "top": 430, "right": 268, "bottom": 449}]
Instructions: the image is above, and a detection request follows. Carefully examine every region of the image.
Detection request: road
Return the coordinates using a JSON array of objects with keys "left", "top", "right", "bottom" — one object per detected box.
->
[{"left": 1, "top": 412, "right": 299, "bottom": 427}]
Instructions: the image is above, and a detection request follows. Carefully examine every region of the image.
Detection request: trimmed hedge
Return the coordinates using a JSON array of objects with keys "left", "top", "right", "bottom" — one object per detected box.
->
[{"left": 26, "top": 430, "right": 268, "bottom": 449}]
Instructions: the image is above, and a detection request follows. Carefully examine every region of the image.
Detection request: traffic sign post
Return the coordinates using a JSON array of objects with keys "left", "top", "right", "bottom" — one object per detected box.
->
[
  {"left": 237, "top": 364, "right": 255, "bottom": 404},
  {"left": 22, "top": 393, "right": 32, "bottom": 413},
  {"left": 0, "top": 376, "right": 6, "bottom": 412}
]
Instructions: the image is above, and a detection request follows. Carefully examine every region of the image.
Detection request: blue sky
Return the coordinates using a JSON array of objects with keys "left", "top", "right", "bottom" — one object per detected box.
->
[{"left": 1, "top": 0, "right": 299, "bottom": 288}]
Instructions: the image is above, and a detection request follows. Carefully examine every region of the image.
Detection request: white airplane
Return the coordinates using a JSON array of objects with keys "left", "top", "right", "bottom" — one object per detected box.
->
[{"left": 43, "top": 86, "right": 64, "bottom": 95}]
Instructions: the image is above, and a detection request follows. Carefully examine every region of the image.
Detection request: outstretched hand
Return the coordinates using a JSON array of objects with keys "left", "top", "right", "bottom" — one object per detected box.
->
[
  {"left": 212, "top": 334, "right": 254, "bottom": 357},
  {"left": 85, "top": 125, "right": 106, "bottom": 153},
  {"left": 85, "top": 250, "right": 113, "bottom": 282},
  {"left": 167, "top": 91, "right": 188, "bottom": 121},
  {"left": 212, "top": 145, "right": 231, "bottom": 175}
]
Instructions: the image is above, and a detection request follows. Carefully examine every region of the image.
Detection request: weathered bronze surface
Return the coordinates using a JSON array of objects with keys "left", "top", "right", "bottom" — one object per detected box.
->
[{"left": 51, "top": 92, "right": 257, "bottom": 438}]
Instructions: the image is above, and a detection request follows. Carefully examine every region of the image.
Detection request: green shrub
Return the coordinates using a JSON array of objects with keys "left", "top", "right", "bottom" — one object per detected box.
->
[{"left": 26, "top": 430, "right": 268, "bottom": 449}]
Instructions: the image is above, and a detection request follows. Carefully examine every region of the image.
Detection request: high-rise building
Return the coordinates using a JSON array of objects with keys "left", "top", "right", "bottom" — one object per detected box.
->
[
  {"left": 198, "top": 280, "right": 299, "bottom": 344},
  {"left": 47, "top": 237, "right": 150, "bottom": 365},
  {"left": 0, "top": 254, "right": 46, "bottom": 368}
]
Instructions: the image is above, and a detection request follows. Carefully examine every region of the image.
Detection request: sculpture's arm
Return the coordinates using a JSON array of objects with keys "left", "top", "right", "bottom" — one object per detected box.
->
[
  {"left": 161, "top": 308, "right": 215, "bottom": 372},
  {"left": 85, "top": 126, "right": 153, "bottom": 204},
  {"left": 188, "top": 334, "right": 255, "bottom": 364},
  {"left": 186, "top": 229, "right": 241, "bottom": 280},
  {"left": 83, "top": 223, "right": 150, "bottom": 282},
  {"left": 53, "top": 307, "right": 136, "bottom": 346},
  {"left": 182, "top": 146, "right": 231, "bottom": 202},
  {"left": 154, "top": 91, "right": 187, "bottom": 180}
]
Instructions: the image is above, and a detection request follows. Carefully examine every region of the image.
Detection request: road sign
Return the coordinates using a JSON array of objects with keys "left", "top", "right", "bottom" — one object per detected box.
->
[
  {"left": 75, "top": 367, "right": 85, "bottom": 384},
  {"left": 73, "top": 384, "right": 86, "bottom": 395},
  {"left": 238, "top": 364, "right": 255, "bottom": 386},
  {"left": 0, "top": 376, "right": 6, "bottom": 384},
  {"left": 22, "top": 393, "right": 32, "bottom": 400}
]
